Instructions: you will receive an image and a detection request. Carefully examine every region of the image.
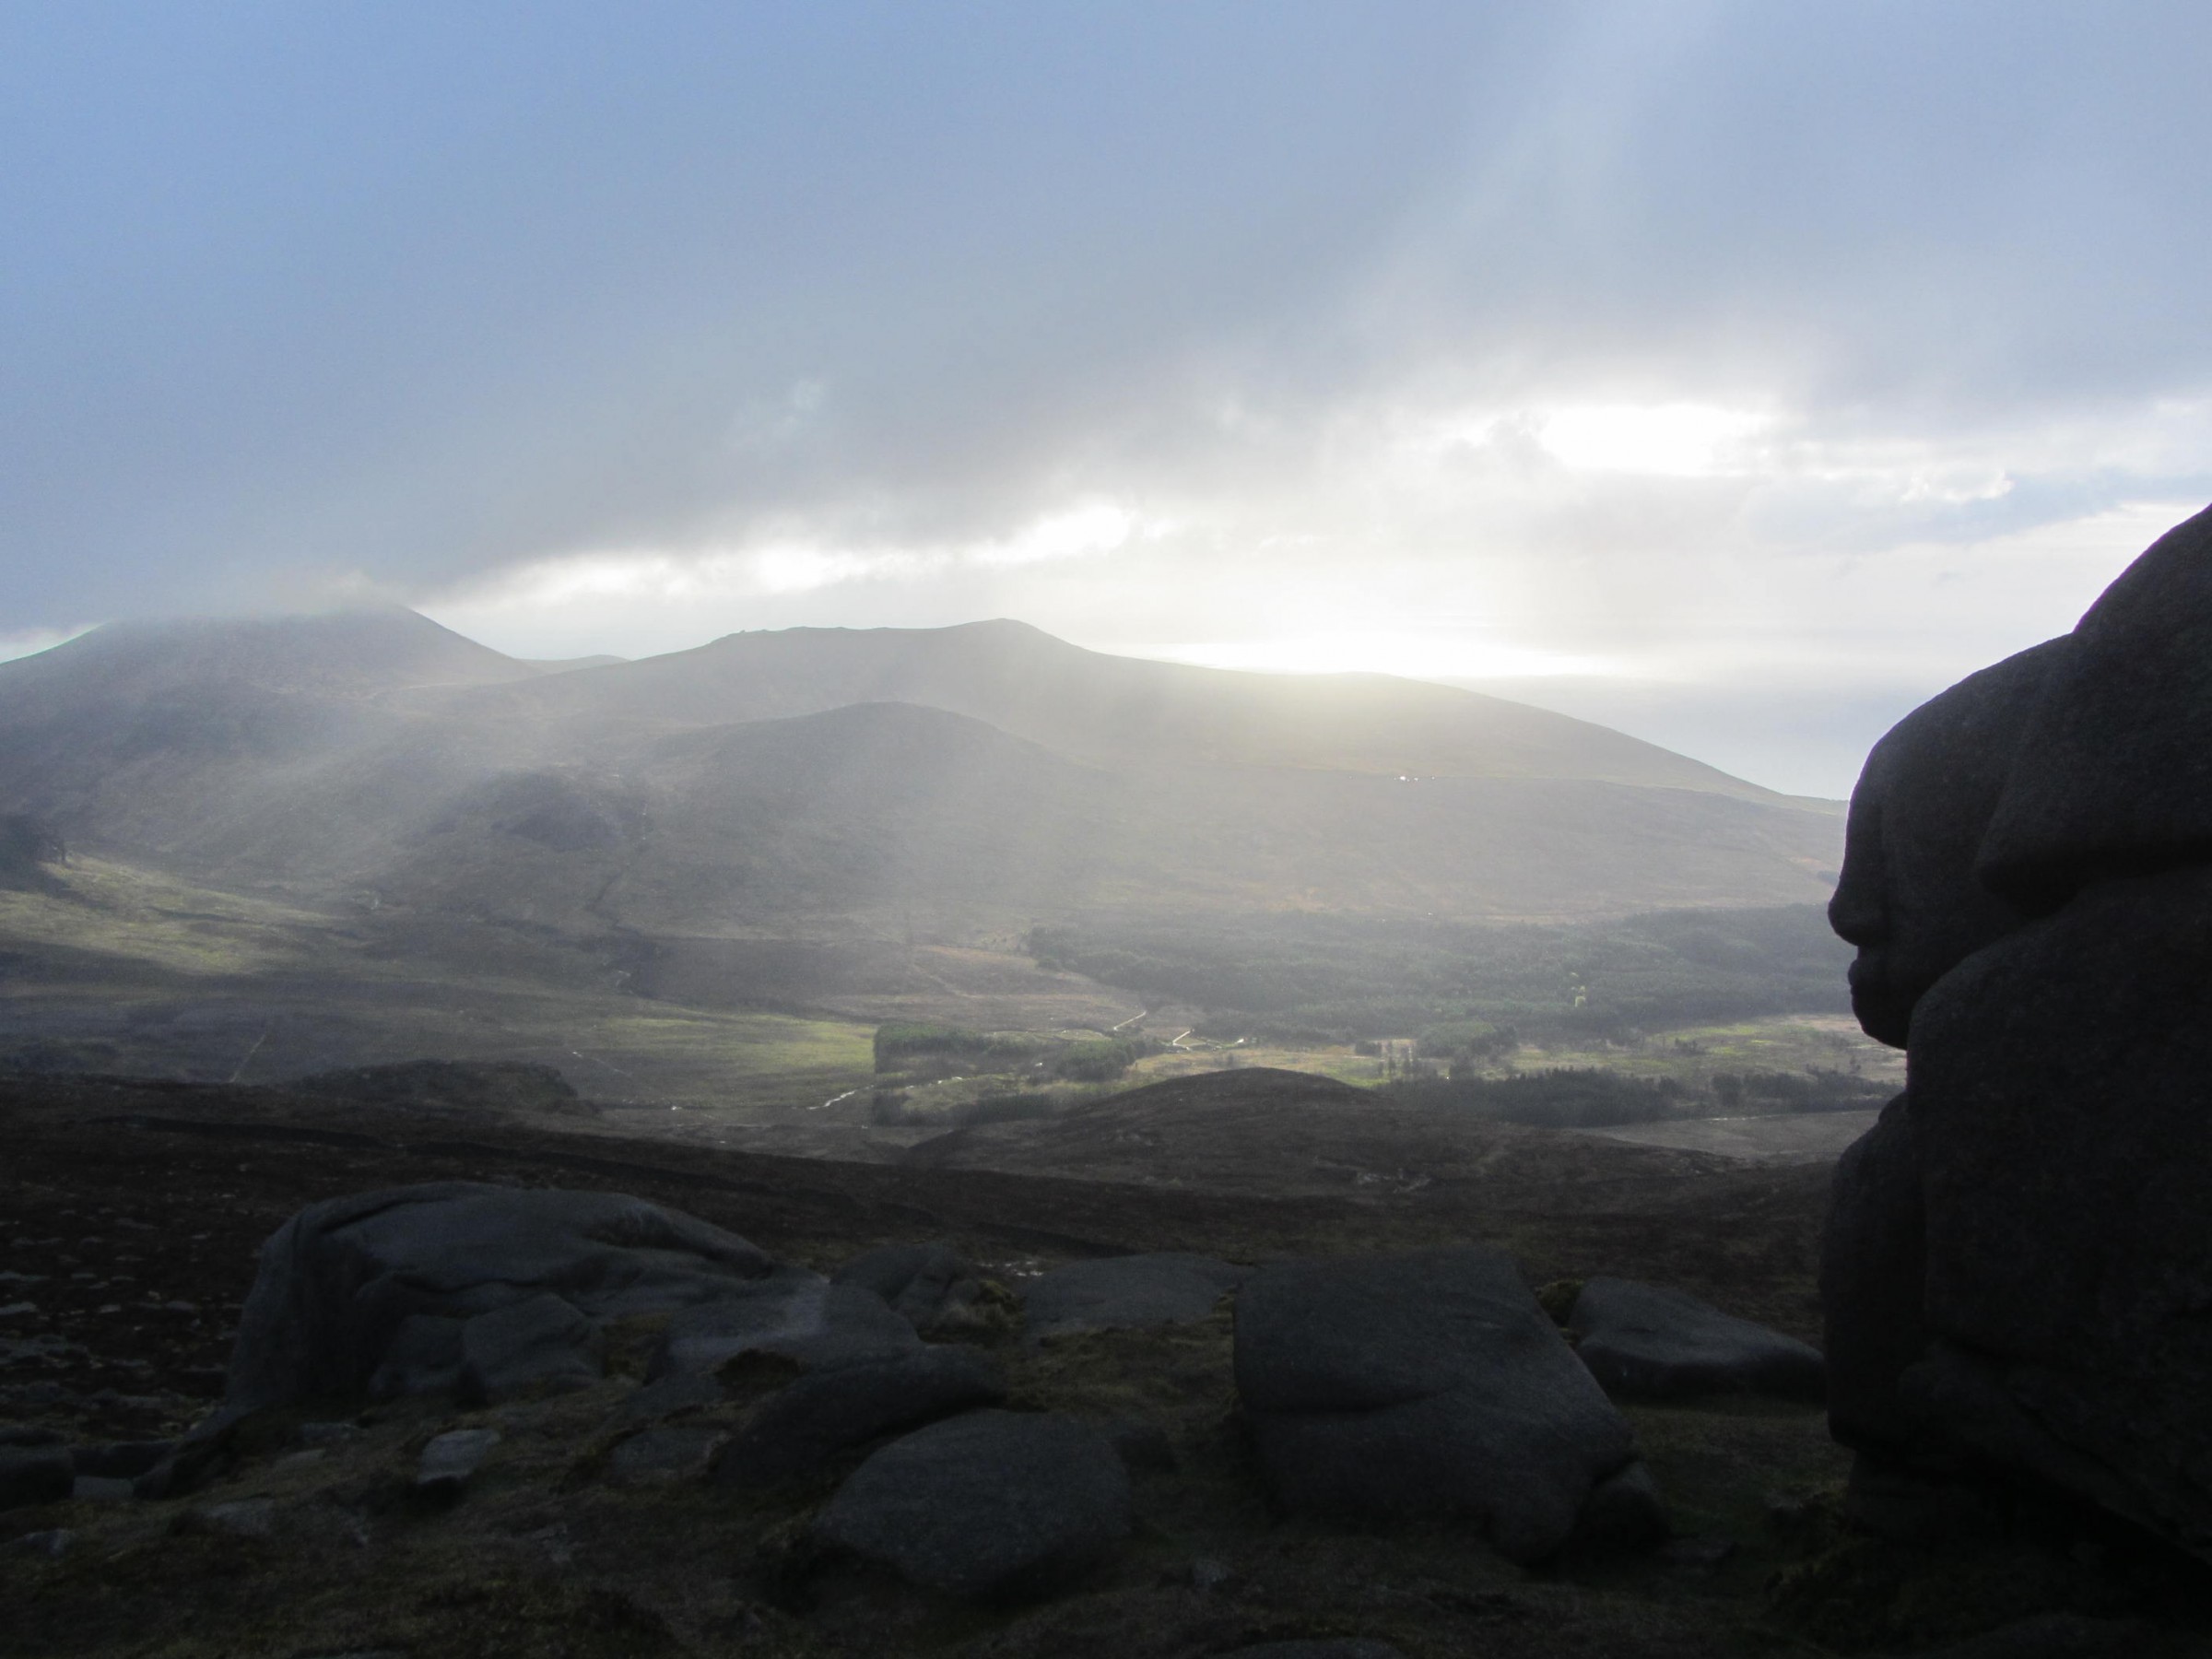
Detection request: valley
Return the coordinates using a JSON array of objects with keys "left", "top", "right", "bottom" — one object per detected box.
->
[{"left": 0, "top": 610, "right": 1874, "bottom": 1169}]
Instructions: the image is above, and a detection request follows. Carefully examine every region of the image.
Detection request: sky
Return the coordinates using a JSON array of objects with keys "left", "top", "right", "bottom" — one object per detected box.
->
[{"left": 6, "top": 3, "right": 2212, "bottom": 795}]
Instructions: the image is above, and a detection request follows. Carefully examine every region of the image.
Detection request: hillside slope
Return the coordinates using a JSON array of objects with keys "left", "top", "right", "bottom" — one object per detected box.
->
[
  {"left": 0, "top": 611, "right": 1843, "bottom": 941},
  {"left": 437, "top": 618, "right": 1796, "bottom": 798}
]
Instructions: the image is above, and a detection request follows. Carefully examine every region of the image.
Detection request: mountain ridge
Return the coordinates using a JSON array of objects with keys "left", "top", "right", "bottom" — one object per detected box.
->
[
  {"left": 0, "top": 609, "right": 1843, "bottom": 941},
  {"left": 432, "top": 617, "right": 1809, "bottom": 804}
]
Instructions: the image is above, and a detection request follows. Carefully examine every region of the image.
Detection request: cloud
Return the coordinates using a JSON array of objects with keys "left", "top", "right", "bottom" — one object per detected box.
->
[
  {"left": 8, "top": 3, "right": 2212, "bottom": 791},
  {"left": 0, "top": 625, "right": 96, "bottom": 665}
]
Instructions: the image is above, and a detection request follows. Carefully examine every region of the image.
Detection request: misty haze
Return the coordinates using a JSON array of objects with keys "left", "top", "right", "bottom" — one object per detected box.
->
[{"left": 6, "top": 8, "right": 2212, "bottom": 1659}]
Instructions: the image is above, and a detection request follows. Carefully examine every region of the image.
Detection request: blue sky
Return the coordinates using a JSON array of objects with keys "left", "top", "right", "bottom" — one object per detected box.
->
[{"left": 6, "top": 2, "right": 2212, "bottom": 793}]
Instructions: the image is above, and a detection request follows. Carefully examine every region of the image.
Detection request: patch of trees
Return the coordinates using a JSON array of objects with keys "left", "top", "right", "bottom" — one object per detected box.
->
[
  {"left": 872, "top": 1023, "right": 1045, "bottom": 1074},
  {"left": 1711, "top": 1068, "right": 1891, "bottom": 1113},
  {"left": 872, "top": 1023, "right": 1154, "bottom": 1087}
]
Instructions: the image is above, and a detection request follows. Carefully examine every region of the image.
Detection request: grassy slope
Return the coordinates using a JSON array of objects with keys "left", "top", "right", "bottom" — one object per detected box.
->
[
  {"left": 0, "top": 614, "right": 1843, "bottom": 941},
  {"left": 0, "top": 857, "right": 875, "bottom": 1111}
]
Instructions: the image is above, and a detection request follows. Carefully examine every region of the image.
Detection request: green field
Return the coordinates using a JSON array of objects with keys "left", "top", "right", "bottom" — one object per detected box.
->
[{"left": 0, "top": 856, "right": 877, "bottom": 1113}]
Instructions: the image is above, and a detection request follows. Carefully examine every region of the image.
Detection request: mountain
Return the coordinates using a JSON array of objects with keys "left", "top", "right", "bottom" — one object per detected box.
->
[
  {"left": 437, "top": 618, "right": 1783, "bottom": 797},
  {"left": 0, "top": 611, "right": 1843, "bottom": 948}
]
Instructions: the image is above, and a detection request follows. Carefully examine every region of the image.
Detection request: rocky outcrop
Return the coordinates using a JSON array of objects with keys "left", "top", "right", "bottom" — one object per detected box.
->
[
  {"left": 1232, "top": 1246, "right": 1653, "bottom": 1562},
  {"left": 832, "top": 1243, "right": 1010, "bottom": 1338},
  {"left": 647, "top": 1267, "right": 921, "bottom": 1378},
  {"left": 221, "top": 1182, "right": 774, "bottom": 1417},
  {"left": 1567, "top": 1277, "right": 1824, "bottom": 1401},
  {"left": 1823, "top": 500, "right": 2212, "bottom": 1559}
]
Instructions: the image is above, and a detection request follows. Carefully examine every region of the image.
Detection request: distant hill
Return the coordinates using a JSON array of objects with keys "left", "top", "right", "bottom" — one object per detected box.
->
[
  {"left": 441, "top": 618, "right": 1789, "bottom": 798},
  {"left": 0, "top": 611, "right": 1843, "bottom": 947}
]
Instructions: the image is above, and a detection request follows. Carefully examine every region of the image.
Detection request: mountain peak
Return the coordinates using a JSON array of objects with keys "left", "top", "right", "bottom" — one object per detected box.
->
[{"left": 8, "top": 606, "right": 540, "bottom": 700}]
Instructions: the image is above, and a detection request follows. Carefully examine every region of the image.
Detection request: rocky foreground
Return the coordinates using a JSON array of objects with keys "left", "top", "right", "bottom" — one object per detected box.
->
[{"left": 3, "top": 1074, "right": 2207, "bottom": 1658}]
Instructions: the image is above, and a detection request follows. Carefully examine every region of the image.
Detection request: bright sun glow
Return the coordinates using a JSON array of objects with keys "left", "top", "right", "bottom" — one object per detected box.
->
[
  {"left": 1538, "top": 403, "right": 1768, "bottom": 476},
  {"left": 1139, "top": 632, "right": 1613, "bottom": 681}
]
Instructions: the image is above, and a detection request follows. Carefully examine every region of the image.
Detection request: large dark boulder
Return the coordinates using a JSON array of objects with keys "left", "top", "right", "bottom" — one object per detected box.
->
[
  {"left": 1900, "top": 866, "right": 2212, "bottom": 1553},
  {"left": 813, "top": 1410, "right": 1132, "bottom": 1600},
  {"left": 1821, "top": 500, "right": 2212, "bottom": 1562},
  {"left": 1568, "top": 1277, "right": 1824, "bottom": 1401},
  {"left": 1233, "top": 1246, "right": 1647, "bottom": 1562},
  {"left": 1820, "top": 1095, "right": 1930, "bottom": 1454},
  {"left": 222, "top": 1182, "right": 773, "bottom": 1417},
  {"left": 1979, "top": 501, "right": 2212, "bottom": 913},
  {"left": 1827, "top": 640, "right": 2063, "bottom": 1046}
]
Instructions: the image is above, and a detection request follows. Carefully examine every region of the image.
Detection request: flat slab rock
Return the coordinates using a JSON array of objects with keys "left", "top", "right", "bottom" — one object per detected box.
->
[
  {"left": 815, "top": 1410, "right": 1131, "bottom": 1600},
  {"left": 1568, "top": 1277, "right": 1826, "bottom": 1401},
  {"left": 1020, "top": 1252, "right": 1247, "bottom": 1342},
  {"left": 416, "top": 1428, "right": 500, "bottom": 1496},
  {"left": 1235, "top": 1245, "right": 1649, "bottom": 1562}
]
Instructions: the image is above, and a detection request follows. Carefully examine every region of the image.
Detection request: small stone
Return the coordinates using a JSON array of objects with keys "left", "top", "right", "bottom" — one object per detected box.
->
[
  {"left": 606, "top": 1371, "right": 726, "bottom": 1430},
  {"left": 6, "top": 1527, "right": 72, "bottom": 1559},
  {"left": 0, "top": 1427, "right": 64, "bottom": 1448},
  {"left": 297, "top": 1421, "right": 361, "bottom": 1447},
  {"left": 1656, "top": 1535, "right": 1736, "bottom": 1574},
  {"left": 1187, "top": 1556, "right": 1238, "bottom": 1593},
  {"left": 187, "top": 1499, "right": 276, "bottom": 1538},
  {"left": 70, "top": 1476, "right": 135, "bottom": 1501},
  {"left": 606, "top": 1425, "right": 724, "bottom": 1486},
  {"left": 415, "top": 1428, "right": 500, "bottom": 1497}
]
